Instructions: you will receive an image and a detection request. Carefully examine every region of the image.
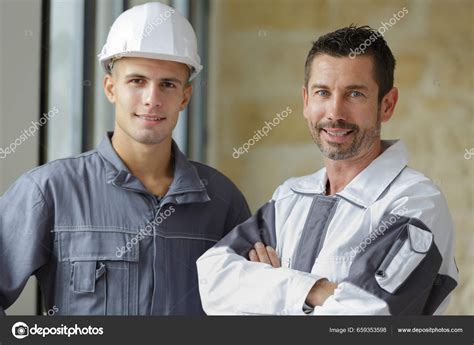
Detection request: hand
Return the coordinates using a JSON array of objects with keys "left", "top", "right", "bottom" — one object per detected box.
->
[
  {"left": 248, "top": 242, "right": 280, "bottom": 268},
  {"left": 305, "top": 278, "right": 337, "bottom": 307}
]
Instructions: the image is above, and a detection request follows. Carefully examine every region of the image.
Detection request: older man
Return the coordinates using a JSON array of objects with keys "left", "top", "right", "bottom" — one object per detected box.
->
[{"left": 197, "top": 25, "right": 458, "bottom": 315}]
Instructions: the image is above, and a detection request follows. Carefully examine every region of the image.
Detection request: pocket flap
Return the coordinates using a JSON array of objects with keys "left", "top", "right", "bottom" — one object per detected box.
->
[
  {"left": 73, "top": 261, "right": 96, "bottom": 293},
  {"left": 375, "top": 227, "right": 430, "bottom": 294},
  {"left": 408, "top": 224, "right": 433, "bottom": 253},
  {"left": 58, "top": 230, "right": 139, "bottom": 262}
]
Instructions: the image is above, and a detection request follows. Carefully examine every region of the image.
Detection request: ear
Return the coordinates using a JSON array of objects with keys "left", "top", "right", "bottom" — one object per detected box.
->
[
  {"left": 302, "top": 85, "right": 310, "bottom": 120},
  {"left": 103, "top": 74, "right": 116, "bottom": 103},
  {"left": 179, "top": 83, "right": 193, "bottom": 111},
  {"left": 379, "top": 87, "right": 398, "bottom": 123}
]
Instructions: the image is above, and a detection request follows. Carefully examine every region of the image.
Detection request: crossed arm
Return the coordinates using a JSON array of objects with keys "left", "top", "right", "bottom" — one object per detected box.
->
[{"left": 248, "top": 242, "right": 337, "bottom": 308}]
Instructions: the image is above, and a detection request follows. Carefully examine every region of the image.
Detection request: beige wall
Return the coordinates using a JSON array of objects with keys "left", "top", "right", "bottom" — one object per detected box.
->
[{"left": 207, "top": 0, "right": 473, "bottom": 314}]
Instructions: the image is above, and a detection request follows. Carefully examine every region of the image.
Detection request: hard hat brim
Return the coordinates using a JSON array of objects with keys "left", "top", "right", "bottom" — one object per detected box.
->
[{"left": 99, "top": 51, "right": 203, "bottom": 81}]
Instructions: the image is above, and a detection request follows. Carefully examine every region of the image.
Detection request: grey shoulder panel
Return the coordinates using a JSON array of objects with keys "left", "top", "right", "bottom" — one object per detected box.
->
[
  {"left": 344, "top": 215, "right": 454, "bottom": 315},
  {"left": 423, "top": 273, "right": 458, "bottom": 314},
  {"left": 213, "top": 200, "right": 277, "bottom": 257}
]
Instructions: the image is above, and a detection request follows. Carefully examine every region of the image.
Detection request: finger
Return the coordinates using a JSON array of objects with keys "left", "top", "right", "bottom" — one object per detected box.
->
[
  {"left": 254, "top": 242, "right": 271, "bottom": 265},
  {"left": 248, "top": 249, "right": 259, "bottom": 262},
  {"left": 266, "top": 246, "right": 281, "bottom": 268},
  {"left": 328, "top": 282, "right": 338, "bottom": 294}
]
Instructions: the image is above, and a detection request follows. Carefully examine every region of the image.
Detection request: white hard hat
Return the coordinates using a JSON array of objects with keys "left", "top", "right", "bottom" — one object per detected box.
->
[{"left": 98, "top": 2, "right": 202, "bottom": 81}]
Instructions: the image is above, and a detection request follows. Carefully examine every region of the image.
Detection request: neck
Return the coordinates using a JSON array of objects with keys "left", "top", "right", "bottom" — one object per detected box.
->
[
  {"left": 325, "top": 141, "right": 382, "bottom": 195},
  {"left": 111, "top": 129, "right": 174, "bottom": 187}
]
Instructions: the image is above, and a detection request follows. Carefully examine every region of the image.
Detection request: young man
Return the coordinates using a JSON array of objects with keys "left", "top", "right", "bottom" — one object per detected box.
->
[
  {"left": 0, "top": 2, "right": 250, "bottom": 315},
  {"left": 197, "top": 25, "right": 458, "bottom": 315}
]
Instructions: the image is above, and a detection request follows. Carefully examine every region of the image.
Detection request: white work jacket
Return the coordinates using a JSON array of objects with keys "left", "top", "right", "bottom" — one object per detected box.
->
[{"left": 197, "top": 140, "right": 458, "bottom": 315}]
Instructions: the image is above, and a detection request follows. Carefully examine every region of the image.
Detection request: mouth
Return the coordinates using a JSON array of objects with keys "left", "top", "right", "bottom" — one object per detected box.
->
[
  {"left": 320, "top": 128, "right": 355, "bottom": 142},
  {"left": 134, "top": 114, "right": 166, "bottom": 124},
  {"left": 322, "top": 128, "right": 354, "bottom": 136}
]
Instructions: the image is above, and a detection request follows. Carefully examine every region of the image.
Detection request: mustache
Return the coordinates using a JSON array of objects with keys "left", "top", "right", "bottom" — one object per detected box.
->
[{"left": 315, "top": 120, "right": 359, "bottom": 131}]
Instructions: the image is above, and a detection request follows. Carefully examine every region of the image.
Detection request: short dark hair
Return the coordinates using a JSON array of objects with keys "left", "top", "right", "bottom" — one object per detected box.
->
[{"left": 304, "top": 25, "right": 396, "bottom": 102}]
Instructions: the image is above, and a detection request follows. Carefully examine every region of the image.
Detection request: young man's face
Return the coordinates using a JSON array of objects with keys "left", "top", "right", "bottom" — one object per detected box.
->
[
  {"left": 303, "top": 54, "right": 395, "bottom": 161},
  {"left": 103, "top": 57, "right": 192, "bottom": 146}
]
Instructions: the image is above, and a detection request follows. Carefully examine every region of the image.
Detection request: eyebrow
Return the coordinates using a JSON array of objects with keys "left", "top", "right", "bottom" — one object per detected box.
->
[
  {"left": 310, "top": 83, "right": 329, "bottom": 91},
  {"left": 161, "top": 77, "right": 184, "bottom": 85},
  {"left": 124, "top": 74, "right": 184, "bottom": 85},
  {"left": 124, "top": 73, "right": 147, "bottom": 79},
  {"left": 344, "top": 84, "right": 369, "bottom": 91},
  {"left": 310, "top": 83, "right": 369, "bottom": 91}
]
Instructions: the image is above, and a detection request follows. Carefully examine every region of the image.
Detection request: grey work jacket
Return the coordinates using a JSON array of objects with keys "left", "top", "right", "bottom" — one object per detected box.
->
[{"left": 0, "top": 133, "right": 250, "bottom": 315}]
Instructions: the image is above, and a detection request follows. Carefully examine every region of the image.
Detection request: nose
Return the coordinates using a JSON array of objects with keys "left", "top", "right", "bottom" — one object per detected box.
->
[
  {"left": 326, "top": 94, "right": 346, "bottom": 122},
  {"left": 143, "top": 82, "right": 163, "bottom": 109}
]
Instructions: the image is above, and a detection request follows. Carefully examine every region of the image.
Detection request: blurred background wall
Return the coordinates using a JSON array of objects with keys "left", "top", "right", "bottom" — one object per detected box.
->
[{"left": 0, "top": 0, "right": 472, "bottom": 315}]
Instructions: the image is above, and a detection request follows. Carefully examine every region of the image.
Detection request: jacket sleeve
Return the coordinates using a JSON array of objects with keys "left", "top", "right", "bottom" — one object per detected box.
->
[
  {"left": 0, "top": 174, "right": 53, "bottom": 315},
  {"left": 223, "top": 185, "right": 251, "bottom": 236},
  {"left": 197, "top": 197, "right": 321, "bottom": 315},
  {"left": 308, "top": 185, "right": 458, "bottom": 315}
]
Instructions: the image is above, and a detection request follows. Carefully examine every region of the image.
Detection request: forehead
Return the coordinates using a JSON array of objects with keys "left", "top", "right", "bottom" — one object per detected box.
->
[
  {"left": 113, "top": 57, "right": 188, "bottom": 79},
  {"left": 308, "top": 54, "right": 378, "bottom": 88}
]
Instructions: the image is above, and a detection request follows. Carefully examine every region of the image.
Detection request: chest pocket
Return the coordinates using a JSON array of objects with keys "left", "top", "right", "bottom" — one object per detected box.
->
[{"left": 57, "top": 229, "right": 139, "bottom": 315}]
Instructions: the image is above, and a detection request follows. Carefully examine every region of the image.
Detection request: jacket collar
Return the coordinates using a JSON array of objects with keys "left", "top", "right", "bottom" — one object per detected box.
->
[
  {"left": 97, "top": 132, "right": 209, "bottom": 203},
  {"left": 291, "top": 140, "right": 408, "bottom": 208}
]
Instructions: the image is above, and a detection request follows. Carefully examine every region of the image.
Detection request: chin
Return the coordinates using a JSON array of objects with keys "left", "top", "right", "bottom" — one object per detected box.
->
[
  {"left": 137, "top": 136, "right": 167, "bottom": 145},
  {"left": 128, "top": 130, "right": 165, "bottom": 145}
]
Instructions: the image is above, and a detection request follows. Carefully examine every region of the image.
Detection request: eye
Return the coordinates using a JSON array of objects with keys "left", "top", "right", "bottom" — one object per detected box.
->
[
  {"left": 161, "top": 81, "right": 176, "bottom": 88},
  {"left": 315, "top": 90, "right": 329, "bottom": 97},
  {"left": 129, "top": 79, "right": 145, "bottom": 85},
  {"left": 349, "top": 90, "right": 364, "bottom": 97}
]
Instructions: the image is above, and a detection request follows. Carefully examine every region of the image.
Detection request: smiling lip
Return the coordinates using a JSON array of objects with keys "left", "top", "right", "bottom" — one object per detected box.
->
[
  {"left": 320, "top": 128, "right": 354, "bottom": 143},
  {"left": 135, "top": 114, "right": 166, "bottom": 124}
]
